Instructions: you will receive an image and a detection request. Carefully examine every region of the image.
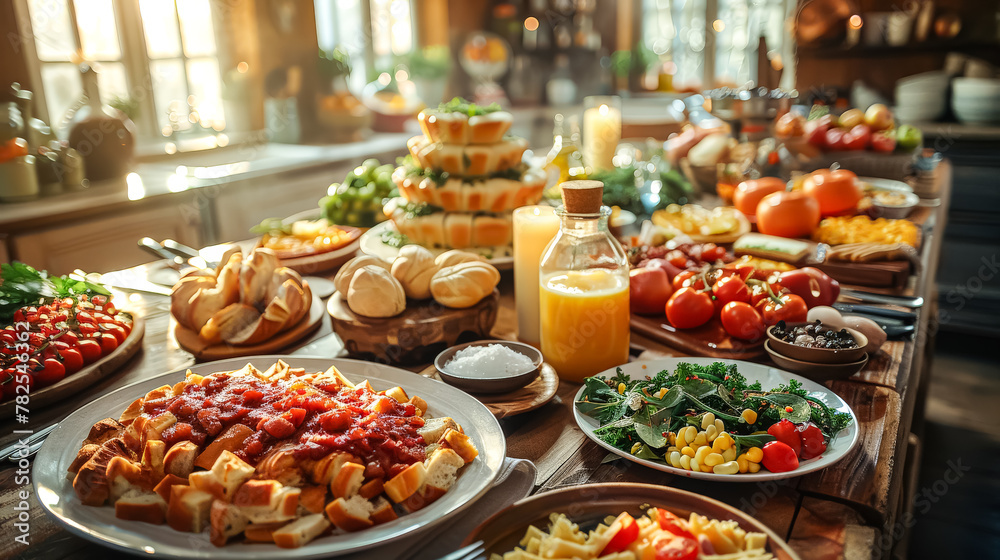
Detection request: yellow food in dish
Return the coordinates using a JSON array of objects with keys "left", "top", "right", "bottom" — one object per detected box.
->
[
  {"left": 652, "top": 204, "right": 744, "bottom": 237},
  {"left": 260, "top": 219, "right": 359, "bottom": 259},
  {"left": 493, "top": 508, "right": 772, "bottom": 560},
  {"left": 811, "top": 216, "right": 919, "bottom": 248}
]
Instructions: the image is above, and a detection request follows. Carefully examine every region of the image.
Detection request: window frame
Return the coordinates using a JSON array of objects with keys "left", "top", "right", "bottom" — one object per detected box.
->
[{"left": 12, "top": 0, "right": 227, "bottom": 144}]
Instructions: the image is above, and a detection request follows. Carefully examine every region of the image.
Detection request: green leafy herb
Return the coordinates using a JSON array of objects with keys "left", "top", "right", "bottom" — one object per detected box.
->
[
  {"left": 0, "top": 262, "right": 110, "bottom": 322},
  {"left": 437, "top": 97, "right": 502, "bottom": 117},
  {"left": 380, "top": 231, "right": 410, "bottom": 249}
]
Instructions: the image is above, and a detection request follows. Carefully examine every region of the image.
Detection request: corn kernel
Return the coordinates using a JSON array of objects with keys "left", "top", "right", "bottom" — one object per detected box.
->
[
  {"left": 657, "top": 387, "right": 669, "bottom": 399},
  {"left": 682, "top": 426, "right": 698, "bottom": 445},
  {"left": 668, "top": 451, "right": 682, "bottom": 468},
  {"left": 690, "top": 457, "right": 701, "bottom": 472},
  {"left": 701, "top": 464, "right": 714, "bottom": 473},
  {"left": 666, "top": 446, "right": 679, "bottom": 454},
  {"left": 705, "top": 452, "right": 725, "bottom": 467},
  {"left": 712, "top": 434, "right": 732, "bottom": 453},
  {"left": 668, "top": 432, "right": 677, "bottom": 446},
  {"left": 681, "top": 446, "right": 696, "bottom": 458},
  {"left": 748, "top": 462, "right": 761, "bottom": 473},
  {"left": 747, "top": 447, "right": 764, "bottom": 463},
  {"left": 713, "top": 460, "right": 740, "bottom": 475},
  {"left": 692, "top": 432, "right": 708, "bottom": 447},
  {"left": 715, "top": 419, "right": 725, "bottom": 433},
  {"left": 630, "top": 442, "right": 643, "bottom": 454},
  {"left": 617, "top": 383, "right": 627, "bottom": 394},
  {"left": 705, "top": 425, "right": 718, "bottom": 441},
  {"left": 701, "top": 413, "right": 716, "bottom": 430},
  {"left": 741, "top": 409, "right": 758, "bottom": 424},
  {"left": 680, "top": 455, "right": 692, "bottom": 470},
  {"left": 737, "top": 454, "right": 749, "bottom": 473},
  {"left": 694, "top": 446, "right": 712, "bottom": 464},
  {"left": 723, "top": 447, "right": 738, "bottom": 462}
]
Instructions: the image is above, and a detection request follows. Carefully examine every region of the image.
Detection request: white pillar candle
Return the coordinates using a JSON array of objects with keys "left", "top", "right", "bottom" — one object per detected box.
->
[
  {"left": 513, "top": 205, "right": 559, "bottom": 346},
  {"left": 583, "top": 96, "right": 622, "bottom": 172}
]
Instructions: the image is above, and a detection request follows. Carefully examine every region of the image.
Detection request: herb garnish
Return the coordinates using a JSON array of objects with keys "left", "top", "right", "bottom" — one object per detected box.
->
[
  {"left": 0, "top": 262, "right": 110, "bottom": 322},
  {"left": 437, "top": 97, "right": 502, "bottom": 117}
]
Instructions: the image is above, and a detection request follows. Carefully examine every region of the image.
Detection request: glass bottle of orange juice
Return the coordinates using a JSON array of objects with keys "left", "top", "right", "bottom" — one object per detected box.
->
[{"left": 539, "top": 180, "right": 630, "bottom": 382}]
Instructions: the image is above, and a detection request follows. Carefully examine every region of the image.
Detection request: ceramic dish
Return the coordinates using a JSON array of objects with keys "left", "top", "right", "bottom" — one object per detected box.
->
[
  {"left": 766, "top": 322, "right": 868, "bottom": 364},
  {"left": 574, "top": 357, "right": 859, "bottom": 482},
  {"left": 463, "top": 483, "right": 801, "bottom": 560},
  {"left": 434, "top": 340, "right": 542, "bottom": 394},
  {"left": 360, "top": 221, "right": 513, "bottom": 270},
  {"left": 870, "top": 190, "right": 919, "bottom": 219},
  {"left": 765, "top": 341, "right": 869, "bottom": 382},
  {"left": 420, "top": 362, "right": 559, "bottom": 419},
  {"left": 33, "top": 356, "right": 506, "bottom": 559}
]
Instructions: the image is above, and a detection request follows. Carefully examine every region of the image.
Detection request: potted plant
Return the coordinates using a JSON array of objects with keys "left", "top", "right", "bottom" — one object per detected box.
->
[
  {"left": 316, "top": 47, "right": 371, "bottom": 142},
  {"left": 406, "top": 46, "right": 451, "bottom": 106}
]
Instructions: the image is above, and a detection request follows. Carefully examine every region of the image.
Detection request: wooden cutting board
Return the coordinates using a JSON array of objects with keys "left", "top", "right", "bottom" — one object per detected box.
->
[
  {"left": 0, "top": 315, "right": 145, "bottom": 418},
  {"left": 815, "top": 260, "right": 912, "bottom": 290},
  {"left": 173, "top": 296, "right": 324, "bottom": 361},
  {"left": 630, "top": 314, "right": 765, "bottom": 360},
  {"left": 329, "top": 290, "right": 500, "bottom": 365}
]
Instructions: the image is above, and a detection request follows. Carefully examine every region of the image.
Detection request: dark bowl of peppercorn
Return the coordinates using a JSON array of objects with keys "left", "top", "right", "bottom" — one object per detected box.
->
[{"left": 767, "top": 320, "right": 868, "bottom": 364}]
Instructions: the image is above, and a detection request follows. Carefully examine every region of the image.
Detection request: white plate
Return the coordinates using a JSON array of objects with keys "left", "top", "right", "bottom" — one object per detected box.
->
[
  {"left": 573, "top": 357, "right": 859, "bottom": 482},
  {"left": 33, "top": 356, "right": 506, "bottom": 558},
  {"left": 360, "top": 221, "right": 513, "bottom": 270},
  {"left": 858, "top": 177, "right": 912, "bottom": 194}
]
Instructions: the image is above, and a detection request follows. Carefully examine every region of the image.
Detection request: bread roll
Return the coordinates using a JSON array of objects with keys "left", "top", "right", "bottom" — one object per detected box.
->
[
  {"left": 390, "top": 244, "right": 437, "bottom": 300},
  {"left": 334, "top": 255, "right": 390, "bottom": 295},
  {"left": 430, "top": 261, "right": 500, "bottom": 308},
  {"left": 346, "top": 266, "right": 406, "bottom": 318}
]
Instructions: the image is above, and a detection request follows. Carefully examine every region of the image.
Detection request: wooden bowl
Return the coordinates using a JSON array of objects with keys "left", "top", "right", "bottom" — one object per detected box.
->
[
  {"left": 328, "top": 290, "right": 499, "bottom": 365},
  {"left": 463, "top": 483, "right": 800, "bottom": 560},
  {"left": 766, "top": 322, "right": 867, "bottom": 364},
  {"left": 766, "top": 341, "right": 868, "bottom": 382},
  {"left": 434, "top": 340, "right": 542, "bottom": 394}
]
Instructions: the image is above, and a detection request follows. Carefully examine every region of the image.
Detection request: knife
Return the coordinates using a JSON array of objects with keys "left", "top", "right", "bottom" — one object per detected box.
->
[
  {"left": 162, "top": 239, "right": 217, "bottom": 269},
  {"left": 840, "top": 289, "right": 923, "bottom": 309},
  {"left": 0, "top": 423, "right": 58, "bottom": 462},
  {"left": 77, "top": 269, "right": 173, "bottom": 297},
  {"left": 833, "top": 303, "right": 917, "bottom": 322},
  {"left": 882, "top": 324, "right": 915, "bottom": 339},
  {"left": 138, "top": 238, "right": 185, "bottom": 268}
]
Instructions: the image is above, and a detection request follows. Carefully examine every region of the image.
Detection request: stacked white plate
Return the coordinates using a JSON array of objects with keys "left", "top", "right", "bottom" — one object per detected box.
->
[
  {"left": 894, "top": 71, "right": 949, "bottom": 123},
  {"left": 952, "top": 77, "right": 1000, "bottom": 124}
]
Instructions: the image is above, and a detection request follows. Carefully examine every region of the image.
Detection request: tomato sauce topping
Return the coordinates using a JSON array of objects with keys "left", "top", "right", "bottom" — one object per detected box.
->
[{"left": 144, "top": 373, "right": 427, "bottom": 479}]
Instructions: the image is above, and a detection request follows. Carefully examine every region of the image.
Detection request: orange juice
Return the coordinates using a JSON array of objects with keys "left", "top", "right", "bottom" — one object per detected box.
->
[{"left": 540, "top": 269, "right": 630, "bottom": 382}]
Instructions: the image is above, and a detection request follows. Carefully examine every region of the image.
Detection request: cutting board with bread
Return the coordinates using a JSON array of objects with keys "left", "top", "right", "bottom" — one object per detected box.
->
[
  {"left": 734, "top": 233, "right": 920, "bottom": 289},
  {"left": 170, "top": 247, "right": 324, "bottom": 360}
]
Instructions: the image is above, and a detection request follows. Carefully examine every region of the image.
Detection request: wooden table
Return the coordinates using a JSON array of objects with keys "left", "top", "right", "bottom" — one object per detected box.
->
[{"left": 0, "top": 164, "right": 950, "bottom": 560}]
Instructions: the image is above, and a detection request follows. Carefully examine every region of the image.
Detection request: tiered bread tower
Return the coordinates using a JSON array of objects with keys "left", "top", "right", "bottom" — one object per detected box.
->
[{"left": 384, "top": 100, "right": 546, "bottom": 252}]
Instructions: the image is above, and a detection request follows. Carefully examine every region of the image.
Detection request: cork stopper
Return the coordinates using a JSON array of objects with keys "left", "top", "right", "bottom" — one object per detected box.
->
[{"left": 560, "top": 180, "right": 604, "bottom": 214}]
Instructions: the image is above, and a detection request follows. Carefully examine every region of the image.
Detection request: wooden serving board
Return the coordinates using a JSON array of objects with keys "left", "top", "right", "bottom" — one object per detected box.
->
[
  {"left": 0, "top": 315, "right": 145, "bottom": 418},
  {"left": 329, "top": 290, "right": 500, "bottom": 365},
  {"left": 630, "top": 314, "right": 765, "bottom": 360},
  {"left": 815, "top": 260, "right": 912, "bottom": 290},
  {"left": 173, "top": 296, "right": 324, "bottom": 361},
  {"left": 419, "top": 362, "right": 559, "bottom": 419}
]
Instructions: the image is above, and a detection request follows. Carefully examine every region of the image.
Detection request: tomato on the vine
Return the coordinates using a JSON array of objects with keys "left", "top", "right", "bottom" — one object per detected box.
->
[
  {"left": 720, "top": 301, "right": 766, "bottom": 341},
  {"left": 700, "top": 243, "right": 727, "bottom": 262},
  {"left": 755, "top": 292, "right": 808, "bottom": 326},
  {"left": 58, "top": 347, "right": 84, "bottom": 374},
  {"left": 712, "top": 276, "right": 751, "bottom": 307},
  {"left": 98, "top": 333, "right": 119, "bottom": 354},
  {"left": 671, "top": 270, "right": 706, "bottom": 291},
  {"left": 34, "top": 358, "right": 66, "bottom": 386},
  {"left": 101, "top": 324, "right": 127, "bottom": 344},
  {"left": 666, "top": 287, "right": 714, "bottom": 329}
]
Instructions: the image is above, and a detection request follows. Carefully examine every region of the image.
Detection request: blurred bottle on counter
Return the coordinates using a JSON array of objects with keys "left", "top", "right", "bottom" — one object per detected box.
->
[
  {"left": 544, "top": 113, "right": 585, "bottom": 193},
  {"left": 539, "top": 181, "right": 630, "bottom": 382}
]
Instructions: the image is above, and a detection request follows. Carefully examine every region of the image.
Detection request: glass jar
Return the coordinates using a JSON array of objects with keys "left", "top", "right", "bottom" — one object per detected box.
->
[{"left": 538, "top": 203, "right": 630, "bottom": 382}]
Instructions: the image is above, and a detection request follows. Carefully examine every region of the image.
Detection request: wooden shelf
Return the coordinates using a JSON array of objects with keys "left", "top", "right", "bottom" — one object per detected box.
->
[{"left": 799, "top": 40, "right": 1000, "bottom": 59}]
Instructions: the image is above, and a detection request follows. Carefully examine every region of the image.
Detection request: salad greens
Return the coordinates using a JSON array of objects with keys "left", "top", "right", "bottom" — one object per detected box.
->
[
  {"left": 0, "top": 262, "right": 110, "bottom": 322},
  {"left": 576, "top": 361, "right": 852, "bottom": 462},
  {"left": 437, "top": 97, "right": 502, "bottom": 117}
]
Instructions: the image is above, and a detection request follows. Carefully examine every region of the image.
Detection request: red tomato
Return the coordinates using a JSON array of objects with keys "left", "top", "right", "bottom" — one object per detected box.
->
[
  {"left": 671, "top": 270, "right": 706, "bottom": 291},
  {"left": 749, "top": 281, "right": 783, "bottom": 307},
  {"left": 101, "top": 324, "right": 127, "bottom": 344},
  {"left": 630, "top": 268, "right": 674, "bottom": 315},
  {"left": 755, "top": 293, "right": 808, "bottom": 326},
  {"left": 34, "top": 358, "right": 66, "bottom": 386},
  {"left": 665, "top": 287, "right": 714, "bottom": 329},
  {"left": 0, "top": 137, "right": 29, "bottom": 163},
  {"left": 803, "top": 169, "right": 863, "bottom": 216},
  {"left": 733, "top": 178, "right": 786, "bottom": 218},
  {"left": 761, "top": 440, "right": 800, "bottom": 473},
  {"left": 654, "top": 535, "right": 699, "bottom": 560},
  {"left": 756, "top": 191, "right": 821, "bottom": 239},
  {"left": 700, "top": 243, "right": 727, "bottom": 262},
  {"left": 601, "top": 512, "right": 640, "bottom": 555},
  {"left": 654, "top": 509, "right": 695, "bottom": 539},
  {"left": 644, "top": 258, "right": 684, "bottom": 282},
  {"left": 824, "top": 128, "right": 846, "bottom": 150},
  {"left": 843, "top": 124, "right": 871, "bottom": 151},
  {"left": 712, "top": 276, "right": 751, "bottom": 307},
  {"left": 720, "top": 302, "right": 766, "bottom": 341},
  {"left": 77, "top": 338, "right": 102, "bottom": 363},
  {"left": 664, "top": 250, "right": 689, "bottom": 268},
  {"left": 798, "top": 424, "right": 828, "bottom": 460},
  {"left": 766, "top": 419, "right": 802, "bottom": 457},
  {"left": 59, "top": 348, "right": 84, "bottom": 374},
  {"left": 1, "top": 369, "right": 33, "bottom": 401},
  {"left": 871, "top": 130, "right": 897, "bottom": 153}
]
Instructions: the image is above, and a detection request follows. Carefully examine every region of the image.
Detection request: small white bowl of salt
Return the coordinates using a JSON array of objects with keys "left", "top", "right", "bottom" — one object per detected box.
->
[{"left": 434, "top": 340, "right": 543, "bottom": 394}]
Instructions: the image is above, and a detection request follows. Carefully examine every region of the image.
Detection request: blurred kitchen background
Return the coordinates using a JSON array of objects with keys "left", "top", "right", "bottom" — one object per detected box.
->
[{"left": 1, "top": 0, "right": 999, "bottom": 337}]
